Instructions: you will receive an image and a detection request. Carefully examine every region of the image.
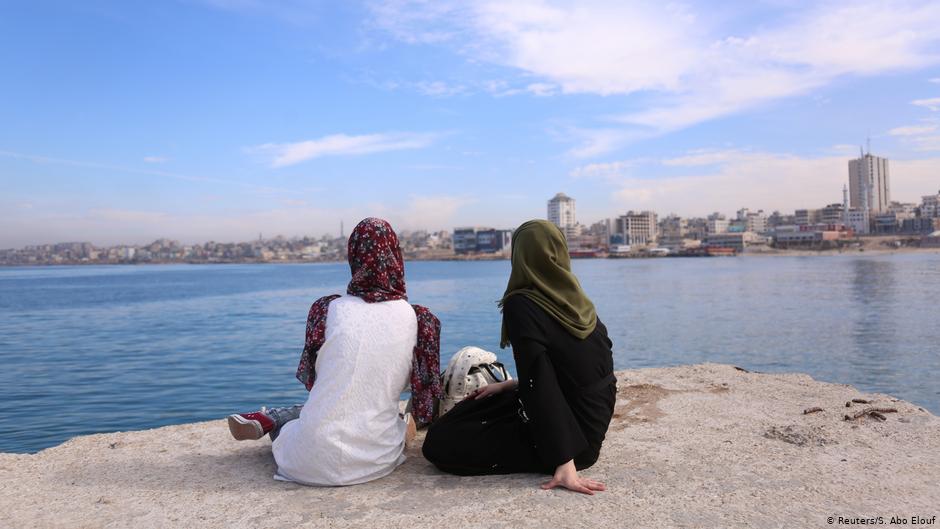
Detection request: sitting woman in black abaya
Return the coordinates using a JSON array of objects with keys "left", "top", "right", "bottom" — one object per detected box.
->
[{"left": 422, "top": 219, "right": 616, "bottom": 495}]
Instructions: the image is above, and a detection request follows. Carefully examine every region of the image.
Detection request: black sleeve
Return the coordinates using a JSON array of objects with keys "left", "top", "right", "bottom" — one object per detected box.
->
[{"left": 504, "top": 295, "right": 588, "bottom": 469}]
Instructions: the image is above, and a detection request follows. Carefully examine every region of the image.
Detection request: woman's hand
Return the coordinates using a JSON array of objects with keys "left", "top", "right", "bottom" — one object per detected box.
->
[
  {"left": 541, "top": 460, "right": 606, "bottom": 495},
  {"left": 465, "top": 379, "right": 518, "bottom": 400}
]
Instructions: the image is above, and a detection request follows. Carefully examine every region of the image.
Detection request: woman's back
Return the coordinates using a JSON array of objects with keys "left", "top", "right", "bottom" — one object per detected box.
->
[{"left": 272, "top": 295, "right": 417, "bottom": 486}]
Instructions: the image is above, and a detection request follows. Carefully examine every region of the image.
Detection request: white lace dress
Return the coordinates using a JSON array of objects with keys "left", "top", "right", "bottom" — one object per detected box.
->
[{"left": 271, "top": 295, "right": 417, "bottom": 486}]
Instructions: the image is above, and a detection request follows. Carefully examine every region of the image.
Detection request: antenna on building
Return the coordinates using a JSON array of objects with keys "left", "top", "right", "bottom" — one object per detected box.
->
[
  {"left": 866, "top": 136, "right": 871, "bottom": 156},
  {"left": 340, "top": 220, "right": 344, "bottom": 238}
]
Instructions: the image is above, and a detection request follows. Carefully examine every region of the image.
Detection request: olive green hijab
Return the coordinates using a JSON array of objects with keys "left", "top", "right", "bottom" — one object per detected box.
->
[{"left": 499, "top": 219, "right": 597, "bottom": 348}]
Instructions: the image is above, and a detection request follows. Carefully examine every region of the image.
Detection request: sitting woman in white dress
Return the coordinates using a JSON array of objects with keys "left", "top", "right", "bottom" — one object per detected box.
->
[{"left": 225, "top": 217, "right": 442, "bottom": 486}]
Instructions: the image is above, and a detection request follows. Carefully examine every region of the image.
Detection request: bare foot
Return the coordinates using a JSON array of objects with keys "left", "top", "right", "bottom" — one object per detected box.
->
[{"left": 405, "top": 413, "right": 417, "bottom": 445}]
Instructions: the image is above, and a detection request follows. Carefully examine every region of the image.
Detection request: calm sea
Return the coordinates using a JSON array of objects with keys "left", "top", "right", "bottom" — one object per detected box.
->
[{"left": 1, "top": 255, "right": 938, "bottom": 453}]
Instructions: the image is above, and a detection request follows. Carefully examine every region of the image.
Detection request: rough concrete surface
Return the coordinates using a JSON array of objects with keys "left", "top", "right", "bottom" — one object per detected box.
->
[{"left": 2, "top": 364, "right": 938, "bottom": 529}]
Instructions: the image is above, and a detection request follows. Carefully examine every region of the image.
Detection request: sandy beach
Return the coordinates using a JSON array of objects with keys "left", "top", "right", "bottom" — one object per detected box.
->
[{"left": 2, "top": 363, "right": 938, "bottom": 529}]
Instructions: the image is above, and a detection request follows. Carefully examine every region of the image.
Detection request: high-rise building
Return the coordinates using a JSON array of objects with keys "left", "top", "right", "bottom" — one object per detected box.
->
[
  {"left": 547, "top": 192, "right": 580, "bottom": 239},
  {"left": 849, "top": 151, "right": 890, "bottom": 213}
]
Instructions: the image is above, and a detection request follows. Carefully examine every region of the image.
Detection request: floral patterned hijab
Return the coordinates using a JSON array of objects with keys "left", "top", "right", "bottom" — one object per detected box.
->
[
  {"left": 346, "top": 217, "right": 408, "bottom": 302},
  {"left": 295, "top": 218, "right": 443, "bottom": 423}
]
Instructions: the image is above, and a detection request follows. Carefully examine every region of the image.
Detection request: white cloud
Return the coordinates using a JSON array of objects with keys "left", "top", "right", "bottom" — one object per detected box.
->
[
  {"left": 570, "top": 159, "right": 637, "bottom": 180},
  {"left": 912, "top": 97, "right": 940, "bottom": 111},
  {"left": 910, "top": 135, "right": 940, "bottom": 152},
  {"left": 397, "top": 195, "right": 472, "bottom": 230},
  {"left": 372, "top": 0, "right": 940, "bottom": 147},
  {"left": 0, "top": 149, "right": 283, "bottom": 191},
  {"left": 143, "top": 156, "right": 168, "bottom": 164},
  {"left": 889, "top": 124, "right": 938, "bottom": 136},
  {"left": 929, "top": 78, "right": 940, "bottom": 84},
  {"left": 250, "top": 132, "right": 440, "bottom": 167},
  {"left": 565, "top": 128, "right": 640, "bottom": 159},
  {"left": 525, "top": 83, "right": 556, "bottom": 97},
  {"left": 414, "top": 80, "right": 467, "bottom": 97},
  {"left": 662, "top": 149, "right": 746, "bottom": 167}
]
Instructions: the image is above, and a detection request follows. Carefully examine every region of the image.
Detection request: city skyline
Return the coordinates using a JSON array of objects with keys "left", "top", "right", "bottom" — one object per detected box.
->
[{"left": 3, "top": 1, "right": 940, "bottom": 247}]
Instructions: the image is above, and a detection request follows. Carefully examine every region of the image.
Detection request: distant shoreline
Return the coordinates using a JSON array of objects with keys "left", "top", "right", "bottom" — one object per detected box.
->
[{"left": 3, "top": 247, "right": 940, "bottom": 267}]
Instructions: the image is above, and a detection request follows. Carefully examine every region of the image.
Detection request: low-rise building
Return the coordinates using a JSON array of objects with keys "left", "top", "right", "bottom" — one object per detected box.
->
[
  {"left": 453, "top": 227, "right": 480, "bottom": 254},
  {"left": 795, "top": 209, "right": 821, "bottom": 226},
  {"left": 704, "top": 232, "right": 768, "bottom": 251},
  {"left": 615, "top": 211, "right": 658, "bottom": 246},
  {"left": 475, "top": 229, "right": 512, "bottom": 253},
  {"left": 820, "top": 204, "right": 845, "bottom": 225},
  {"left": 922, "top": 191, "right": 940, "bottom": 218},
  {"left": 873, "top": 213, "right": 899, "bottom": 234},
  {"left": 902, "top": 217, "right": 940, "bottom": 234},
  {"left": 453, "top": 227, "right": 512, "bottom": 254},
  {"left": 846, "top": 209, "right": 870, "bottom": 235},
  {"left": 706, "top": 217, "right": 729, "bottom": 235},
  {"left": 774, "top": 229, "right": 853, "bottom": 246}
]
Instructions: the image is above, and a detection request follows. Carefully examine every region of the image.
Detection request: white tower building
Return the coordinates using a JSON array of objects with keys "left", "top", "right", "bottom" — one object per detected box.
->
[
  {"left": 848, "top": 149, "right": 890, "bottom": 213},
  {"left": 547, "top": 192, "right": 579, "bottom": 239}
]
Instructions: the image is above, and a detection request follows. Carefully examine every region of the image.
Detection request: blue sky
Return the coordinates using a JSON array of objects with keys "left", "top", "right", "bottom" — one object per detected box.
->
[{"left": 2, "top": 0, "right": 940, "bottom": 247}]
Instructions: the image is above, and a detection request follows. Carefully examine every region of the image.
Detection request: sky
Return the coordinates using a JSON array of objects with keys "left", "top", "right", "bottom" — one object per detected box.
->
[{"left": 2, "top": 0, "right": 940, "bottom": 247}]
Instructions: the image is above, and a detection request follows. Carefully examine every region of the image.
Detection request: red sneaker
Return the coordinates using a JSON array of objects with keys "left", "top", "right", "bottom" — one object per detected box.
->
[{"left": 227, "top": 408, "right": 275, "bottom": 441}]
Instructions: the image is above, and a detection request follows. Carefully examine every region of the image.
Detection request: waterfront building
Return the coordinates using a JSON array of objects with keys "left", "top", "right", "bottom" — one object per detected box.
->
[
  {"left": 846, "top": 209, "right": 871, "bottom": 235},
  {"left": 795, "top": 209, "right": 821, "bottom": 226},
  {"left": 704, "top": 232, "right": 768, "bottom": 251},
  {"left": 475, "top": 229, "right": 512, "bottom": 253},
  {"left": 587, "top": 219, "right": 611, "bottom": 247},
  {"left": 887, "top": 202, "right": 917, "bottom": 220},
  {"left": 660, "top": 214, "right": 686, "bottom": 238},
  {"left": 735, "top": 209, "right": 768, "bottom": 233},
  {"left": 921, "top": 190, "right": 940, "bottom": 218},
  {"left": 744, "top": 210, "right": 768, "bottom": 234},
  {"left": 767, "top": 211, "right": 796, "bottom": 229},
  {"left": 901, "top": 217, "right": 940, "bottom": 234},
  {"left": 658, "top": 214, "right": 687, "bottom": 249},
  {"left": 706, "top": 213, "right": 729, "bottom": 234},
  {"left": 707, "top": 218, "right": 729, "bottom": 234},
  {"left": 820, "top": 204, "right": 845, "bottom": 225},
  {"left": 567, "top": 220, "right": 611, "bottom": 251},
  {"left": 547, "top": 192, "right": 580, "bottom": 239},
  {"left": 453, "top": 227, "right": 480, "bottom": 254},
  {"left": 615, "top": 211, "right": 659, "bottom": 246},
  {"left": 873, "top": 213, "right": 900, "bottom": 234},
  {"left": 849, "top": 151, "right": 891, "bottom": 213},
  {"left": 774, "top": 223, "right": 852, "bottom": 248},
  {"left": 453, "top": 227, "right": 511, "bottom": 254},
  {"left": 685, "top": 217, "right": 708, "bottom": 241}
]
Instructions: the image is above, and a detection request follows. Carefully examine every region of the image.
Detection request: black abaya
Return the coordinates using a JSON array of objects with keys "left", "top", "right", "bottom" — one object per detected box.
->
[{"left": 422, "top": 294, "right": 616, "bottom": 475}]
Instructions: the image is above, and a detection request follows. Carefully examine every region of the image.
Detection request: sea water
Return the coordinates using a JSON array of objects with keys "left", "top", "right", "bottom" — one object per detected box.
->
[{"left": 1, "top": 255, "right": 938, "bottom": 453}]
